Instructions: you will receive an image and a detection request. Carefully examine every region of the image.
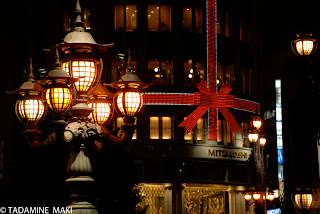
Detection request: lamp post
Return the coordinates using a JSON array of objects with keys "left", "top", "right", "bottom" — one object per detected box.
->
[{"left": 7, "top": 0, "right": 148, "bottom": 213}]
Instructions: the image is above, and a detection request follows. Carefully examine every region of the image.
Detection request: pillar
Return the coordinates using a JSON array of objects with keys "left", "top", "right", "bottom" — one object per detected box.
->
[
  {"left": 164, "top": 183, "right": 186, "bottom": 214},
  {"left": 228, "top": 186, "right": 246, "bottom": 214}
]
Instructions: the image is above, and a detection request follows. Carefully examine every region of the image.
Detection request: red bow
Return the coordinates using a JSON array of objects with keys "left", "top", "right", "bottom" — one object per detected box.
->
[{"left": 178, "top": 81, "right": 241, "bottom": 140}]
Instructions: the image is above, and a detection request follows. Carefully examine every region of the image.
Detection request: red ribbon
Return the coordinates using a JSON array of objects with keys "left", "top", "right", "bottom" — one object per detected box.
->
[{"left": 179, "top": 81, "right": 242, "bottom": 140}]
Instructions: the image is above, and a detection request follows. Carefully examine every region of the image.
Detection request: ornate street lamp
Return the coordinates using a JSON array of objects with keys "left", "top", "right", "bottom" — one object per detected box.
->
[
  {"left": 248, "top": 131, "right": 259, "bottom": 143},
  {"left": 252, "top": 116, "right": 263, "bottom": 130},
  {"left": 111, "top": 51, "right": 148, "bottom": 118},
  {"left": 8, "top": 59, "right": 46, "bottom": 135},
  {"left": 291, "top": 33, "right": 318, "bottom": 56}
]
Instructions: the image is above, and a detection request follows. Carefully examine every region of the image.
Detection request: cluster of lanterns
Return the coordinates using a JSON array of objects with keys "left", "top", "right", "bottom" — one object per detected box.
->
[
  {"left": 9, "top": 43, "right": 146, "bottom": 134},
  {"left": 244, "top": 191, "right": 275, "bottom": 202},
  {"left": 248, "top": 116, "right": 267, "bottom": 146}
]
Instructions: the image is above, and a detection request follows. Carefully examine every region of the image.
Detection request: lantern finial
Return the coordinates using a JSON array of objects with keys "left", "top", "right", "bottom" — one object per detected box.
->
[
  {"left": 126, "top": 50, "right": 132, "bottom": 71},
  {"left": 74, "top": 0, "right": 84, "bottom": 32}
]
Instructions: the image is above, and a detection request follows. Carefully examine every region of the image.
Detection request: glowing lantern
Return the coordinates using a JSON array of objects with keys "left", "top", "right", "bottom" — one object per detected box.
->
[
  {"left": 259, "top": 137, "right": 267, "bottom": 146},
  {"left": 266, "top": 192, "right": 275, "bottom": 201},
  {"left": 248, "top": 133, "right": 259, "bottom": 143},
  {"left": 294, "top": 189, "right": 313, "bottom": 210},
  {"left": 88, "top": 82, "right": 113, "bottom": 126},
  {"left": 8, "top": 59, "right": 46, "bottom": 131},
  {"left": 42, "top": 47, "right": 77, "bottom": 118},
  {"left": 253, "top": 193, "right": 261, "bottom": 201},
  {"left": 244, "top": 193, "right": 252, "bottom": 201},
  {"left": 291, "top": 33, "right": 318, "bottom": 56},
  {"left": 61, "top": 60, "right": 100, "bottom": 94},
  {"left": 252, "top": 116, "right": 263, "bottom": 130},
  {"left": 111, "top": 51, "right": 148, "bottom": 118}
]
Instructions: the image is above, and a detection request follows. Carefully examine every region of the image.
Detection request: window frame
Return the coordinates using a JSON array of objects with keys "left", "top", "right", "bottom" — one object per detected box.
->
[{"left": 149, "top": 116, "right": 174, "bottom": 140}]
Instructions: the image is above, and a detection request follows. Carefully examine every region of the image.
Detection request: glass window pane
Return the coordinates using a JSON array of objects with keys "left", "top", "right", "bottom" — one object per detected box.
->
[
  {"left": 63, "top": 12, "right": 71, "bottom": 32},
  {"left": 217, "top": 120, "right": 222, "bottom": 142},
  {"left": 195, "top": 8, "right": 202, "bottom": 33},
  {"left": 161, "top": 61, "right": 173, "bottom": 85},
  {"left": 195, "top": 62, "right": 205, "bottom": 84},
  {"left": 184, "top": 117, "right": 193, "bottom": 141},
  {"left": 183, "top": 7, "right": 192, "bottom": 32},
  {"left": 148, "top": 5, "right": 159, "bottom": 31},
  {"left": 184, "top": 60, "right": 193, "bottom": 86},
  {"left": 115, "top": 5, "right": 124, "bottom": 30},
  {"left": 83, "top": 8, "right": 90, "bottom": 30},
  {"left": 126, "top": 5, "right": 137, "bottom": 31},
  {"left": 160, "top": 5, "right": 171, "bottom": 31},
  {"left": 162, "top": 117, "right": 172, "bottom": 139},
  {"left": 150, "top": 117, "right": 160, "bottom": 139},
  {"left": 196, "top": 118, "right": 204, "bottom": 141},
  {"left": 148, "top": 60, "right": 160, "bottom": 83}
]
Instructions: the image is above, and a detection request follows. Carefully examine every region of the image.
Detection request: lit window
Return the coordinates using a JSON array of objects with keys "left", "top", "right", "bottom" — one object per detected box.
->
[
  {"left": 148, "top": 5, "right": 159, "bottom": 31},
  {"left": 195, "top": 62, "right": 205, "bottom": 83},
  {"left": 218, "top": 119, "right": 233, "bottom": 145},
  {"left": 217, "top": 63, "right": 224, "bottom": 86},
  {"left": 115, "top": 5, "right": 124, "bottom": 30},
  {"left": 150, "top": 117, "right": 160, "bottom": 139},
  {"left": 63, "top": 12, "right": 71, "bottom": 32},
  {"left": 184, "top": 117, "right": 205, "bottom": 141},
  {"left": 217, "top": 10, "right": 221, "bottom": 35},
  {"left": 126, "top": 5, "right": 137, "bottom": 31},
  {"left": 116, "top": 117, "right": 137, "bottom": 140},
  {"left": 150, "top": 117, "right": 173, "bottom": 140},
  {"left": 148, "top": 60, "right": 173, "bottom": 85},
  {"left": 83, "top": 8, "right": 90, "bottom": 30},
  {"left": 160, "top": 5, "right": 171, "bottom": 31},
  {"left": 225, "top": 12, "right": 230, "bottom": 37},
  {"left": 195, "top": 8, "right": 202, "bottom": 33},
  {"left": 148, "top": 5, "right": 171, "bottom": 31},
  {"left": 196, "top": 118, "right": 204, "bottom": 141},
  {"left": 114, "top": 5, "right": 137, "bottom": 31},
  {"left": 184, "top": 60, "right": 194, "bottom": 86},
  {"left": 183, "top": 7, "right": 192, "bottom": 32}
]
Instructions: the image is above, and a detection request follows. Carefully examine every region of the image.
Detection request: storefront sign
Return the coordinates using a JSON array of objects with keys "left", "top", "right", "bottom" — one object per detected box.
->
[{"left": 207, "top": 147, "right": 251, "bottom": 161}]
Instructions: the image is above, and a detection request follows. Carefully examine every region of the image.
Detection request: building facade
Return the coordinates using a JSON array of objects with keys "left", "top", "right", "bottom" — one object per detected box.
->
[
  {"left": 77, "top": 0, "right": 264, "bottom": 213},
  {"left": 1, "top": 0, "right": 265, "bottom": 213}
]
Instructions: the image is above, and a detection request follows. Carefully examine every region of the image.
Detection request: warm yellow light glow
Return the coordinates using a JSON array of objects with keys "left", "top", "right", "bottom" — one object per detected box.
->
[
  {"left": 117, "top": 91, "right": 143, "bottom": 116},
  {"left": 150, "top": 117, "right": 160, "bottom": 139},
  {"left": 244, "top": 193, "right": 252, "bottom": 201},
  {"left": 17, "top": 99, "right": 45, "bottom": 123},
  {"left": 162, "top": 117, "right": 172, "bottom": 139},
  {"left": 248, "top": 133, "right": 259, "bottom": 143},
  {"left": 252, "top": 120, "right": 262, "bottom": 130},
  {"left": 260, "top": 137, "right": 267, "bottom": 146},
  {"left": 295, "top": 194, "right": 312, "bottom": 209},
  {"left": 46, "top": 87, "right": 72, "bottom": 114},
  {"left": 296, "top": 40, "right": 314, "bottom": 55},
  {"left": 88, "top": 101, "right": 111, "bottom": 126},
  {"left": 62, "top": 61, "right": 97, "bottom": 93},
  {"left": 253, "top": 193, "right": 261, "bottom": 201},
  {"left": 266, "top": 192, "right": 275, "bottom": 201}
]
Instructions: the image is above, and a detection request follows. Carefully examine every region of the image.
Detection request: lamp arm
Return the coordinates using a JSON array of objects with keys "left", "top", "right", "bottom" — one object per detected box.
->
[
  {"left": 97, "top": 117, "right": 136, "bottom": 146},
  {"left": 25, "top": 131, "right": 56, "bottom": 149}
]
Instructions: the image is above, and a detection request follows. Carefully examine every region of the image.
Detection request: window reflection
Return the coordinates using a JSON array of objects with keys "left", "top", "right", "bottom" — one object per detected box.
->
[
  {"left": 148, "top": 60, "right": 173, "bottom": 85},
  {"left": 114, "top": 5, "right": 137, "bottom": 31},
  {"left": 148, "top": 5, "right": 171, "bottom": 31},
  {"left": 195, "top": 8, "right": 202, "bottom": 33},
  {"left": 185, "top": 61, "right": 205, "bottom": 86},
  {"left": 183, "top": 7, "right": 192, "bottom": 32},
  {"left": 126, "top": 5, "right": 137, "bottom": 31}
]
